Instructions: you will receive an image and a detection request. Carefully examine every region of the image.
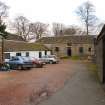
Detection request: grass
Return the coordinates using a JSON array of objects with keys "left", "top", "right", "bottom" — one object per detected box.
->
[
  {"left": 70, "top": 56, "right": 80, "bottom": 60},
  {"left": 60, "top": 56, "right": 71, "bottom": 59},
  {"left": 87, "top": 63, "right": 99, "bottom": 81},
  {"left": 60, "top": 56, "right": 83, "bottom": 60}
]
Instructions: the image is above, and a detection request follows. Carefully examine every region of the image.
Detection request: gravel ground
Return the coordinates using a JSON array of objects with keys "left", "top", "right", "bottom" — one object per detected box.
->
[
  {"left": 39, "top": 61, "right": 105, "bottom": 105},
  {"left": 0, "top": 59, "right": 75, "bottom": 105}
]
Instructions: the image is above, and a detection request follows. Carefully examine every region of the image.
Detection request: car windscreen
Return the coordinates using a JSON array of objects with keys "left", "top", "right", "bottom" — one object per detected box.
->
[{"left": 21, "top": 57, "right": 30, "bottom": 61}]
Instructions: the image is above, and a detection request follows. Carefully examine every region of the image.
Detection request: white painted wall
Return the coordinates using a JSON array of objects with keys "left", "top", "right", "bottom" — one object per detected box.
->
[
  {"left": 21, "top": 52, "right": 26, "bottom": 56},
  {"left": 29, "top": 51, "right": 39, "bottom": 58},
  {"left": 4, "top": 50, "right": 51, "bottom": 61},
  {"left": 47, "top": 51, "right": 51, "bottom": 55},
  {"left": 42, "top": 51, "right": 45, "bottom": 56},
  {"left": 10, "top": 52, "right": 16, "bottom": 57}
]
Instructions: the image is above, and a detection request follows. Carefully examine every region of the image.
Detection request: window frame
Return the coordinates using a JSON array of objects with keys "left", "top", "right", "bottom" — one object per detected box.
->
[
  {"left": 79, "top": 47, "right": 84, "bottom": 54},
  {"left": 55, "top": 47, "right": 59, "bottom": 52},
  {"left": 16, "top": 53, "right": 21, "bottom": 56},
  {"left": 4, "top": 53, "right": 10, "bottom": 59}
]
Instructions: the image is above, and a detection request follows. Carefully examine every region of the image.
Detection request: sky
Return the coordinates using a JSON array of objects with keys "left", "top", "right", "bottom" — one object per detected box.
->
[
  {"left": 0, "top": 0, "right": 105, "bottom": 35},
  {"left": 1, "top": 0, "right": 105, "bottom": 26}
]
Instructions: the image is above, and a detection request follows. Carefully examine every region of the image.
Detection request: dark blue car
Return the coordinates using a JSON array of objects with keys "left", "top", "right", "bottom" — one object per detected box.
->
[{"left": 5, "top": 56, "right": 33, "bottom": 70}]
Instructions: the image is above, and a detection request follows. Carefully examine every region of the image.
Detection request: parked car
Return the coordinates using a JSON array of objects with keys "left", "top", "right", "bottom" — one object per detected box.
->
[
  {"left": 0, "top": 63, "right": 10, "bottom": 71},
  {"left": 27, "top": 57, "right": 44, "bottom": 68},
  {"left": 5, "top": 56, "right": 33, "bottom": 70},
  {"left": 40, "top": 55, "right": 59, "bottom": 64}
]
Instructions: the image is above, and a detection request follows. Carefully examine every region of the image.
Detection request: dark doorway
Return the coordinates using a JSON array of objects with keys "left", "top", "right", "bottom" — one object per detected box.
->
[
  {"left": 103, "top": 38, "right": 105, "bottom": 83},
  {"left": 67, "top": 47, "right": 71, "bottom": 56}
]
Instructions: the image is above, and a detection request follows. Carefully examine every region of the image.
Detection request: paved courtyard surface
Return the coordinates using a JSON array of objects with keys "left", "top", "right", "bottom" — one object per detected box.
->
[
  {"left": 0, "top": 59, "right": 74, "bottom": 105},
  {"left": 39, "top": 60, "right": 105, "bottom": 105},
  {"left": 0, "top": 60, "right": 105, "bottom": 105}
]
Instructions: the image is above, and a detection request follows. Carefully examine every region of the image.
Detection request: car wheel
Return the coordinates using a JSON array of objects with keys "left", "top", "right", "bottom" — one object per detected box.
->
[
  {"left": 33, "top": 64, "right": 37, "bottom": 68},
  {"left": 18, "top": 65, "right": 22, "bottom": 70},
  {"left": 26, "top": 67, "right": 31, "bottom": 70},
  {"left": 49, "top": 60, "right": 53, "bottom": 64},
  {"left": 38, "top": 64, "right": 43, "bottom": 68}
]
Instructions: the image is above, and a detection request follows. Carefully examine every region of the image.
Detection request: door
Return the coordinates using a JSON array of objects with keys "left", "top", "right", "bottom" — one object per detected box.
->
[{"left": 67, "top": 47, "right": 71, "bottom": 56}]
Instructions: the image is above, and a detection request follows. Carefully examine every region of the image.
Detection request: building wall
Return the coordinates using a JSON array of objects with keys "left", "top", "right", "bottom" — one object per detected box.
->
[
  {"left": 72, "top": 44, "right": 94, "bottom": 56},
  {"left": 49, "top": 43, "right": 94, "bottom": 57},
  {"left": 96, "top": 40, "right": 103, "bottom": 83},
  {"left": 4, "top": 50, "right": 51, "bottom": 61}
]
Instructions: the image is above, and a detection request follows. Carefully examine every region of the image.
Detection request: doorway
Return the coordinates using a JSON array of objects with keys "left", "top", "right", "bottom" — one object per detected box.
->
[{"left": 67, "top": 47, "right": 72, "bottom": 56}]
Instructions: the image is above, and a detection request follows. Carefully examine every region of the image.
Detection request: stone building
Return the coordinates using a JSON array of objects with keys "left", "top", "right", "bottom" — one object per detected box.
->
[
  {"left": 36, "top": 35, "right": 95, "bottom": 58},
  {"left": 0, "top": 34, "right": 51, "bottom": 62},
  {"left": 4, "top": 40, "right": 51, "bottom": 61},
  {"left": 96, "top": 25, "right": 105, "bottom": 83}
]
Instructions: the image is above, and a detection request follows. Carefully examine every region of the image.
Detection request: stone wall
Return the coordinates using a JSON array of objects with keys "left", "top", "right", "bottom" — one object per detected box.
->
[
  {"left": 49, "top": 43, "right": 94, "bottom": 58},
  {"left": 96, "top": 39, "right": 104, "bottom": 83}
]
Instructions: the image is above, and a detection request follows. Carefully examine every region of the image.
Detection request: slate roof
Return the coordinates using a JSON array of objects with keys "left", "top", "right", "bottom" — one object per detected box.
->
[
  {"left": 4, "top": 40, "right": 50, "bottom": 52},
  {"left": 6, "top": 34, "right": 25, "bottom": 41},
  {"left": 97, "top": 25, "right": 105, "bottom": 42},
  {"left": 36, "top": 35, "right": 95, "bottom": 44}
]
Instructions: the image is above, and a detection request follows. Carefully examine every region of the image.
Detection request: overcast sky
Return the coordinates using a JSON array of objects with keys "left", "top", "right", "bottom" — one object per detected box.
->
[{"left": 1, "top": 0, "right": 105, "bottom": 26}]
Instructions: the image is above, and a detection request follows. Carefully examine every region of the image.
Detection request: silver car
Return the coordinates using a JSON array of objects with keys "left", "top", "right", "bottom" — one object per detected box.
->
[{"left": 40, "top": 55, "right": 59, "bottom": 64}]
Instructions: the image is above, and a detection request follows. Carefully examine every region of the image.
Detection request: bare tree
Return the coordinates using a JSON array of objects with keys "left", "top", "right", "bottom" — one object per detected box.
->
[
  {"left": 64, "top": 26, "right": 76, "bottom": 35},
  {"left": 69, "top": 25, "right": 87, "bottom": 35},
  {"left": 30, "top": 22, "right": 49, "bottom": 40},
  {"left": 0, "top": 1, "right": 9, "bottom": 63},
  {"left": 14, "top": 16, "right": 30, "bottom": 41},
  {"left": 52, "top": 24, "right": 86, "bottom": 36},
  {"left": 0, "top": 1, "right": 9, "bottom": 23},
  {"left": 52, "top": 23, "right": 65, "bottom": 36},
  {"left": 76, "top": 1, "right": 97, "bottom": 35}
]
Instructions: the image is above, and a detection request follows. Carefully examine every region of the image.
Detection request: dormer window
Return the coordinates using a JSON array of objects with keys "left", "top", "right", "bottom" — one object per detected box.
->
[
  {"left": 55, "top": 47, "right": 59, "bottom": 52},
  {"left": 88, "top": 48, "right": 91, "bottom": 52},
  {"left": 67, "top": 43, "right": 72, "bottom": 46}
]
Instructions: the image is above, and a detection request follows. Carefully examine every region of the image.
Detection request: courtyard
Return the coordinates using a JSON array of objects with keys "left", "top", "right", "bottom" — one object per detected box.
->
[
  {"left": 0, "top": 59, "right": 105, "bottom": 105},
  {"left": 0, "top": 59, "right": 75, "bottom": 105}
]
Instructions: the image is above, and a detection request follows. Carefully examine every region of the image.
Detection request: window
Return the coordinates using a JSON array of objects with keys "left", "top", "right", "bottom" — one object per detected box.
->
[
  {"left": 67, "top": 43, "right": 72, "bottom": 46},
  {"left": 26, "top": 52, "right": 29, "bottom": 56},
  {"left": 39, "top": 52, "right": 42, "bottom": 58},
  {"left": 55, "top": 47, "right": 59, "bottom": 52},
  {"left": 79, "top": 47, "right": 83, "bottom": 54},
  {"left": 88, "top": 48, "right": 91, "bottom": 52},
  {"left": 4, "top": 53, "right": 10, "bottom": 59},
  {"left": 16, "top": 53, "right": 21, "bottom": 56},
  {"left": 45, "top": 50, "right": 47, "bottom": 55}
]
